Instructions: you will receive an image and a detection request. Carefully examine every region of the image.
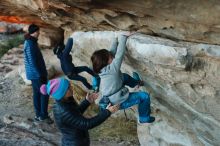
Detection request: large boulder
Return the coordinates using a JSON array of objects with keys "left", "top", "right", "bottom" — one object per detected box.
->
[
  {"left": 69, "top": 31, "right": 220, "bottom": 146},
  {"left": 2, "top": 114, "right": 61, "bottom": 146}
]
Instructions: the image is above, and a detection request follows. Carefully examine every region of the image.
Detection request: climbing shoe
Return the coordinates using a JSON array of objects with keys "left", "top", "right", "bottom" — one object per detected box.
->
[{"left": 132, "top": 72, "right": 144, "bottom": 86}]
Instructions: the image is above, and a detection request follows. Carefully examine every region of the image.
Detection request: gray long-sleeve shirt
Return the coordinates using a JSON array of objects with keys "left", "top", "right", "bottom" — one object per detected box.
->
[{"left": 99, "top": 35, "right": 129, "bottom": 104}]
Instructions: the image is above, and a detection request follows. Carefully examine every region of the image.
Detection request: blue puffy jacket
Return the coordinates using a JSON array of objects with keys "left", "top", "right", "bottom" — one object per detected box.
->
[
  {"left": 53, "top": 98, "right": 111, "bottom": 146},
  {"left": 23, "top": 35, "right": 47, "bottom": 80}
]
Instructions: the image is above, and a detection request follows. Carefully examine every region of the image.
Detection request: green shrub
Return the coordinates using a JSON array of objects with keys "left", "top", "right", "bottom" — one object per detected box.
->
[{"left": 0, "top": 34, "right": 24, "bottom": 58}]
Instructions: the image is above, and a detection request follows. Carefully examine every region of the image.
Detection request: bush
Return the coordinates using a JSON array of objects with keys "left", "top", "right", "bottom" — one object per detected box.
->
[{"left": 0, "top": 34, "right": 24, "bottom": 58}]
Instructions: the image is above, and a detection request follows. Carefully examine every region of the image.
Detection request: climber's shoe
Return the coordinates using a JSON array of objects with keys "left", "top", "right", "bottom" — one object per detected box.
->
[{"left": 132, "top": 71, "right": 144, "bottom": 86}]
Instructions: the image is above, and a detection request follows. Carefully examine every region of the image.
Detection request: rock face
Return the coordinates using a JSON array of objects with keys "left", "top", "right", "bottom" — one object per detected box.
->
[
  {"left": 69, "top": 31, "right": 220, "bottom": 146},
  {"left": 1, "top": 0, "right": 220, "bottom": 44},
  {"left": 0, "top": 46, "right": 24, "bottom": 75},
  {"left": 1, "top": 114, "right": 61, "bottom": 146},
  {"left": 1, "top": 0, "right": 220, "bottom": 145}
]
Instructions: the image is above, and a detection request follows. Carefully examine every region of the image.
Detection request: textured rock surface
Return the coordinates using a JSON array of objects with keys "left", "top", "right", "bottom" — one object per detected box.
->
[
  {"left": 1, "top": 0, "right": 220, "bottom": 44},
  {"left": 37, "top": 28, "right": 64, "bottom": 47},
  {"left": 1, "top": 0, "right": 220, "bottom": 145},
  {"left": 0, "top": 46, "right": 24, "bottom": 75},
  {"left": 69, "top": 31, "right": 220, "bottom": 146}
]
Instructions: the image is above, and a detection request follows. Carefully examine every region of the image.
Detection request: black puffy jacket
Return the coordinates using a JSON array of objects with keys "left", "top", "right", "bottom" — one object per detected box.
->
[{"left": 53, "top": 97, "right": 111, "bottom": 146}]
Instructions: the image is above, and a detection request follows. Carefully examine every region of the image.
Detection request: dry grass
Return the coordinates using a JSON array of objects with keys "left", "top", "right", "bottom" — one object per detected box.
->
[
  {"left": 70, "top": 82, "right": 139, "bottom": 145},
  {"left": 90, "top": 116, "right": 139, "bottom": 145}
]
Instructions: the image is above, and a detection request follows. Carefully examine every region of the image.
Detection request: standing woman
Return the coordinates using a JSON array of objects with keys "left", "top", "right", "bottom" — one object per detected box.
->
[{"left": 23, "top": 24, "right": 53, "bottom": 124}]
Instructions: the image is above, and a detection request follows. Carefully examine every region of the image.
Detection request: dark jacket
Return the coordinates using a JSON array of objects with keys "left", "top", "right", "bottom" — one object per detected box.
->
[
  {"left": 23, "top": 34, "right": 47, "bottom": 80},
  {"left": 53, "top": 98, "right": 111, "bottom": 146},
  {"left": 57, "top": 38, "right": 75, "bottom": 75}
]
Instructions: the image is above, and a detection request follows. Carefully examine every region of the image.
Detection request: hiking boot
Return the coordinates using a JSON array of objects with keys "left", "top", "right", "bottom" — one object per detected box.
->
[{"left": 39, "top": 116, "right": 54, "bottom": 124}]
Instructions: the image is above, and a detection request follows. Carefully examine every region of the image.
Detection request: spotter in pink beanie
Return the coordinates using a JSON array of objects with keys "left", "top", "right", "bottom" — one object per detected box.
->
[{"left": 40, "top": 77, "right": 69, "bottom": 101}]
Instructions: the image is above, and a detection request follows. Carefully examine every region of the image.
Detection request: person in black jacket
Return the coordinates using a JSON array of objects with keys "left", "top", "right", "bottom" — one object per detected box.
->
[
  {"left": 53, "top": 38, "right": 97, "bottom": 90},
  {"left": 40, "top": 77, "right": 119, "bottom": 146}
]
